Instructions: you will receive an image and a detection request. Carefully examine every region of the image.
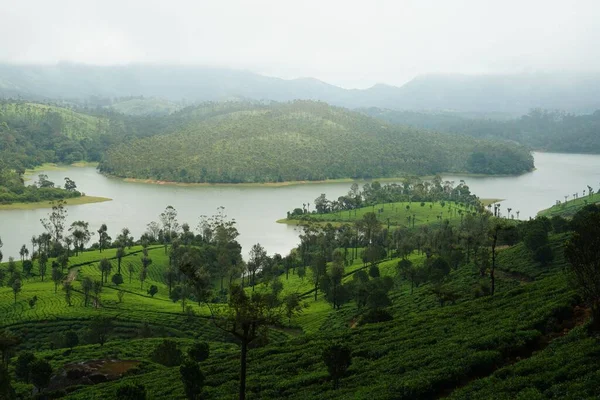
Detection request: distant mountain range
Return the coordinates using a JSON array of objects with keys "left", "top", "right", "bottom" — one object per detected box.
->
[{"left": 1, "top": 63, "right": 600, "bottom": 113}]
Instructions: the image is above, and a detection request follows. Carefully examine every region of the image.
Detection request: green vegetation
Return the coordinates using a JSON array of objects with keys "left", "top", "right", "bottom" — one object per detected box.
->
[
  {"left": 538, "top": 191, "right": 600, "bottom": 218},
  {"left": 0, "top": 164, "right": 84, "bottom": 205},
  {"left": 99, "top": 101, "right": 533, "bottom": 183},
  {"left": 1, "top": 200, "right": 598, "bottom": 399},
  {"left": 364, "top": 108, "right": 600, "bottom": 154},
  {"left": 109, "top": 97, "right": 181, "bottom": 116},
  {"left": 283, "top": 177, "right": 484, "bottom": 227}
]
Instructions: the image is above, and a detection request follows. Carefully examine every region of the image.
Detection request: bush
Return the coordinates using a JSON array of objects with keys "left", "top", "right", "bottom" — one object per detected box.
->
[
  {"left": 358, "top": 309, "right": 393, "bottom": 326},
  {"left": 111, "top": 273, "right": 124, "bottom": 286},
  {"left": 180, "top": 360, "right": 204, "bottom": 400},
  {"left": 15, "top": 352, "right": 36, "bottom": 383},
  {"left": 116, "top": 383, "right": 147, "bottom": 400},
  {"left": 151, "top": 339, "right": 183, "bottom": 367},
  {"left": 188, "top": 342, "right": 210, "bottom": 362},
  {"left": 322, "top": 343, "right": 352, "bottom": 389}
]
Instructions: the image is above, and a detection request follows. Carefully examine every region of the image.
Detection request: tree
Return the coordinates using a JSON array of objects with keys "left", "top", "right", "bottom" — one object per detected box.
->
[
  {"left": 51, "top": 267, "right": 63, "bottom": 293},
  {"left": 19, "top": 245, "right": 27, "bottom": 264},
  {"left": 64, "top": 331, "right": 79, "bottom": 350},
  {"left": 565, "top": 204, "right": 600, "bottom": 328},
  {"left": 188, "top": 342, "right": 210, "bottom": 362},
  {"left": 62, "top": 281, "right": 73, "bottom": 306},
  {"left": 160, "top": 205, "right": 179, "bottom": 252},
  {"left": 40, "top": 200, "right": 67, "bottom": 245},
  {"left": 180, "top": 360, "right": 204, "bottom": 400},
  {"left": 22, "top": 260, "right": 33, "bottom": 278},
  {"left": 210, "top": 285, "right": 281, "bottom": 400},
  {"left": 87, "top": 316, "right": 113, "bottom": 346},
  {"left": 310, "top": 254, "right": 327, "bottom": 301},
  {"left": 111, "top": 273, "right": 124, "bottom": 286},
  {"left": 283, "top": 293, "right": 303, "bottom": 324},
  {"left": 322, "top": 343, "right": 352, "bottom": 389},
  {"left": 99, "top": 258, "right": 112, "bottom": 284},
  {"left": 39, "top": 252, "right": 48, "bottom": 281},
  {"left": 11, "top": 279, "right": 21, "bottom": 305},
  {"left": 92, "top": 280, "right": 103, "bottom": 308},
  {"left": 128, "top": 263, "right": 135, "bottom": 284},
  {"left": 28, "top": 296, "right": 38, "bottom": 309},
  {"left": 64, "top": 177, "right": 77, "bottom": 191},
  {"left": 69, "top": 221, "right": 92, "bottom": 256},
  {"left": 115, "top": 246, "right": 126, "bottom": 275},
  {"left": 30, "top": 359, "right": 52, "bottom": 392},
  {"left": 0, "top": 365, "right": 15, "bottom": 400},
  {"left": 15, "top": 352, "right": 36, "bottom": 383},
  {"left": 170, "top": 285, "right": 191, "bottom": 313},
  {"left": 97, "top": 223, "right": 110, "bottom": 253},
  {"left": 151, "top": 339, "right": 183, "bottom": 367},
  {"left": 139, "top": 267, "right": 148, "bottom": 290},
  {"left": 247, "top": 243, "right": 266, "bottom": 290},
  {"left": 116, "top": 383, "right": 147, "bottom": 400},
  {"left": 147, "top": 285, "right": 158, "bottom": 297},
  {"left": 81, "top": 277, "right": 93, "bottom": 307}
]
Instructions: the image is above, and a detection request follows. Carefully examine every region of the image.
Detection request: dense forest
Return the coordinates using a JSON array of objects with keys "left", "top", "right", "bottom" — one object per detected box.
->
[
  {"left": 99, "top": 101, "right": 533, "bottom": 183},
  {"left": 363, "top": 108, "right": 600, "bottom": 153}
]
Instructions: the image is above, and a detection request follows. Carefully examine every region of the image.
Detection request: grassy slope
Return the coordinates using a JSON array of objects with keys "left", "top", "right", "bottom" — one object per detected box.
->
[
  {"left": 281, "top": 200, "right": 477, "bottom": 228},
  {"left": 2, "top": 235, "right": 598, "bottom": 399},
  {"left": 538, "top": 192, "right": 600, "bottom": 218}
]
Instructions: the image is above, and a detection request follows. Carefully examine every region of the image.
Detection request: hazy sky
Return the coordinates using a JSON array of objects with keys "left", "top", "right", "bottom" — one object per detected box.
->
[{"left": 1, "top": 0, "right": 598, "bottom": 88}]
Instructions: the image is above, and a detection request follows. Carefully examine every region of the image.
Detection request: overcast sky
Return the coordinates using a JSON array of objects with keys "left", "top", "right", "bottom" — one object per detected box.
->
[{"left": 0, "top": 0, "right": 598, "bottom": 88}]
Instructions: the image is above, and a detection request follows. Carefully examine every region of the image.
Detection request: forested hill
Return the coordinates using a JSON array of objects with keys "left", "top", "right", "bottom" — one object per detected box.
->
[
  {"left": 99, "top": 101, "right": 533, "bottom": 183},
  {"left": 363, "top": 108, "right": 600, "bottom": 154}
]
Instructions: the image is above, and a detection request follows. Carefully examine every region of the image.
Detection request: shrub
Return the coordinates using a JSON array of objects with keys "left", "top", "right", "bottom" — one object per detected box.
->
[
  {"left": 180, "top": 360, "right": 204, "bottom": 400},
  {"left": 116, "top": 383, "right": 147, "bottom": 400},
  {"left": 188, "top": 342, "right": 210, "bottom": 362},
  {"left": 151, "top": 339, "right": 183, "bottom": 367}
]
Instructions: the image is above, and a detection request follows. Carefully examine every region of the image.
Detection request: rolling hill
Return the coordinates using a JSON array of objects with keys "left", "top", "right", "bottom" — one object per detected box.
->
[
  {"left": 2, "top": 63, "right": 600, "bottom": 113},
  {"left": 98, "top": 101, "right": 534, "bottom": 183}
]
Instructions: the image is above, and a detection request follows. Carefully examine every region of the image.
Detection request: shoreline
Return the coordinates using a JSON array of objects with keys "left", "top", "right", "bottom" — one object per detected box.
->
[
  {"left": 114, "top": 173, "right": 527, "bottom": 188},
  {"left": 0, "top": 196, "right": 112, "bottom": 210}
]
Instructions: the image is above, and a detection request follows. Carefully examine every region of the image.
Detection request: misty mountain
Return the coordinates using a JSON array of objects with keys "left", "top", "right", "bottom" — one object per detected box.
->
[{"left": 1, "top": 63, "right": 600, "bottom": 113}]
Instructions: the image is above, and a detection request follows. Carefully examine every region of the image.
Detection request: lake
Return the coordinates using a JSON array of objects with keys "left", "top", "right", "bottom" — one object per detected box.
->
[{"left": 2, "top": 152, "right": 600, "bottom": 259}]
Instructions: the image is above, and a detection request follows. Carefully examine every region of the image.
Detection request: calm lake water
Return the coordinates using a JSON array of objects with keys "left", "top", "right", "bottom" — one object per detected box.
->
[{"left": 2, "top": 152, "right": 600, "bottom": 259}]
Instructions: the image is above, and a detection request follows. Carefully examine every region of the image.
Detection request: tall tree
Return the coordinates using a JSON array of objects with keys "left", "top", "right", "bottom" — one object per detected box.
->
[
  {"left": 160, "top": 205, "right": 179, "bottom": 252},
  {"left": 210, "top": 285, "right": 281, "bottom": 400},
  {"left": 247, "top": 243, "right": 266, "bottom": 291},
  {"left": 565, "top": 204, "right": 600, "bottom": 328},
  {"left": 40, "top": 200, "right": 67, "bottom": 246}
]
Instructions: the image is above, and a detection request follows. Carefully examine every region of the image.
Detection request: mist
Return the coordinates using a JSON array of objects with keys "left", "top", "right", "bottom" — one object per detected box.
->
[{"left": 1, "top": 0, "right": 599, "bottom": 88}]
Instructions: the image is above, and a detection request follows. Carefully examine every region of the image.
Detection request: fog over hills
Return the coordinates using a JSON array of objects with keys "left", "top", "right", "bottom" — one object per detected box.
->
[{"left": 1, "top": 63, "right": 600, "bottom": 113}]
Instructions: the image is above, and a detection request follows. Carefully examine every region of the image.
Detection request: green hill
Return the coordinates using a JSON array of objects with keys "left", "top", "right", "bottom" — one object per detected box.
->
[
  {"left": 109, "top": 98, "right": 181, "bottom": 116},
  {"left": 538, "top": 192, "right": 600, "bottom": 218},
  {"left": 363, "top": 107, "right": 600, "bottom": 154},
  {"left": 1, "top": 216, "right": 598, "bottom": 399},
  {"left": 99, "top": 101, "right": 534, "bottom": 183}
]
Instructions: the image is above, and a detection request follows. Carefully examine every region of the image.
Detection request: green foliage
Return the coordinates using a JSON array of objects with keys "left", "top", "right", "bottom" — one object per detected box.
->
[
  {"left": 15, "top": 351, "right": 36, "bottom": 383},
  {"left": 30, "top": 358, "right": 52, "bottom": 390},
  {"left": 322, "top": 343, "right": 352, "bottom": 389},
  {"left": 115, "top": 382, "right": 147, "bottom": 400},
  {"left": 64, "top": 330, "right": 79, "bottom": 350},
  {"left": 365, "top": 108, "right": 600, "bottom": 154},
  {"left": 111, "top": 273, "right": 124, "bottom": 286},
  {"left": 180, "top": 360, "right": 205, "bottom": 400},
  {"left": 187, "top": 342, "right": 210, "bottom": 363},
  {"left": 151, "top": 339, "right": 183, "bottom": 367},
  {"left": 99, "top": 101, "right": 533, "bottom": 183}
]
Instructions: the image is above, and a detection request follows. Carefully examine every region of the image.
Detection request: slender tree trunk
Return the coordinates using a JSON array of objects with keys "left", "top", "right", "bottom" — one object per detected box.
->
[{"left": 239, "top": 336, "right": 248, "bottom": 400}]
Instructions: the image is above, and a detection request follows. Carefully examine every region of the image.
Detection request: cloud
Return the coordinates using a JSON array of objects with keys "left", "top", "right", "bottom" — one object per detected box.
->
[{"left": 1, "top": 0, "right": 598, "bottom": 88}]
